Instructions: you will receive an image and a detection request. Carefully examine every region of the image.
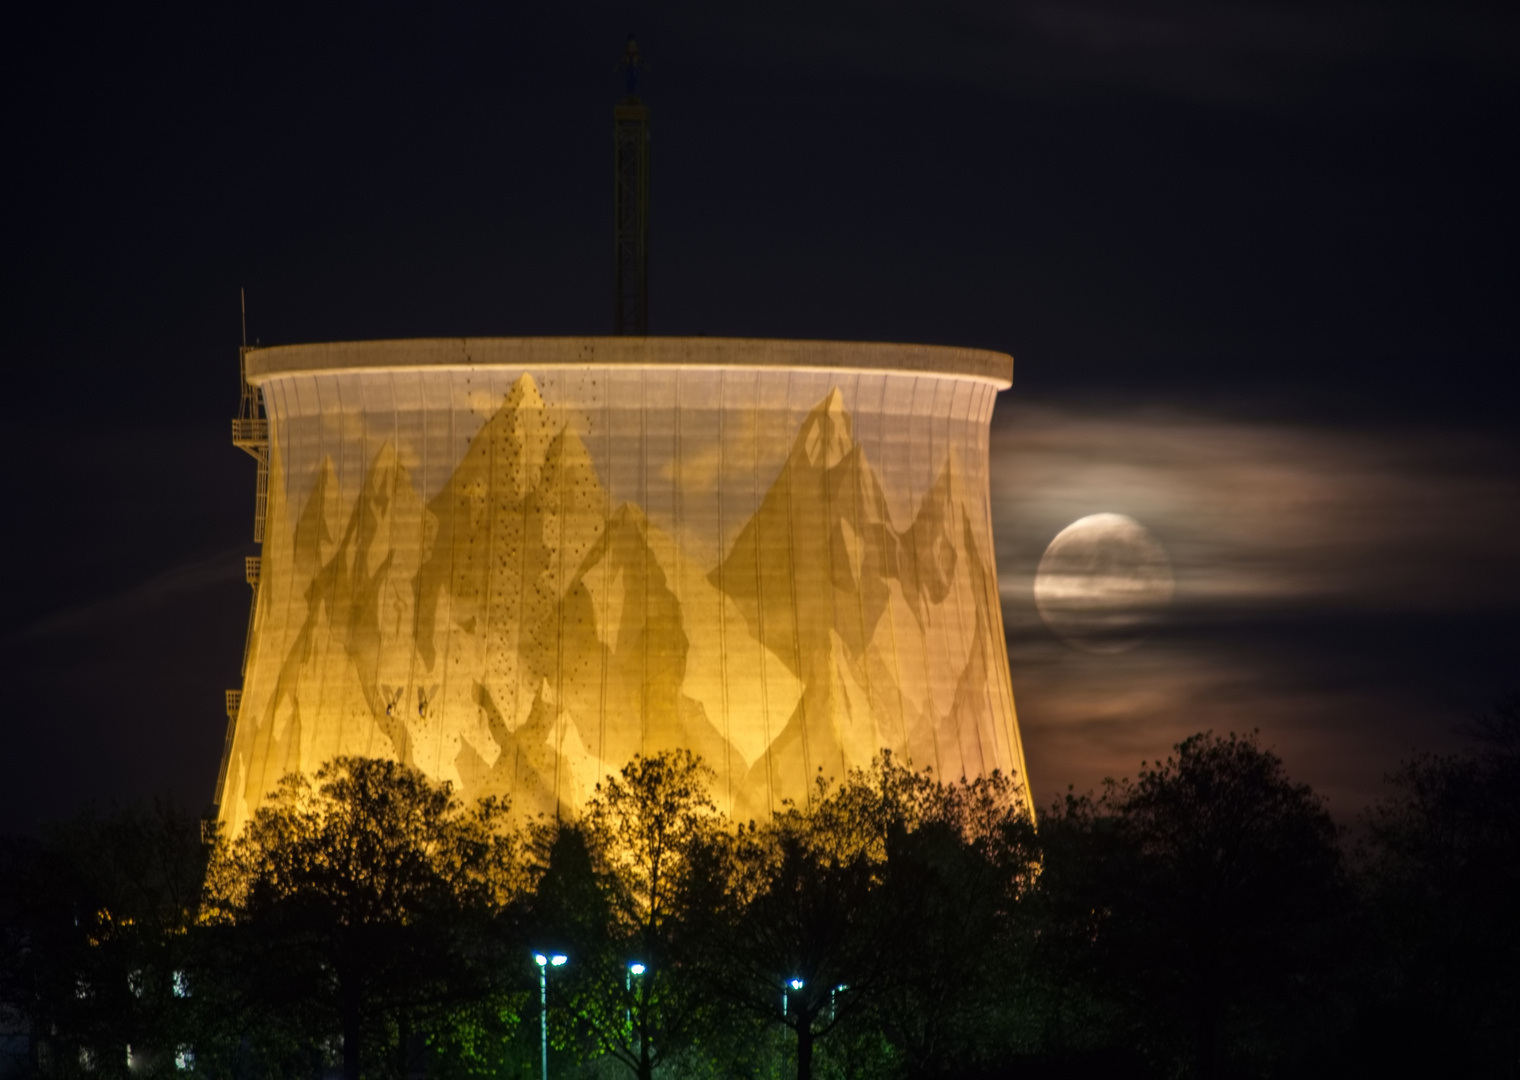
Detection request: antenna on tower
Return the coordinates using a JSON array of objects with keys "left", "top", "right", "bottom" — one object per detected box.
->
[{"left": 613, "top": 36, "right": 650, "bottom": 335}]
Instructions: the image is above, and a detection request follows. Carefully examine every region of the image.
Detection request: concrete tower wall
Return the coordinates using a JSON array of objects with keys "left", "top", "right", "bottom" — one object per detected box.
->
[{"left": 221, "top": 338, "right": 1025, "bottom": 835}]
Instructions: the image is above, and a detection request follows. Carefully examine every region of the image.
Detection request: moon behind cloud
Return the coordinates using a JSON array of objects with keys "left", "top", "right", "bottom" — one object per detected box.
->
[{"left": 1034, "top": 513, "right": 1175, "bottom": 653}]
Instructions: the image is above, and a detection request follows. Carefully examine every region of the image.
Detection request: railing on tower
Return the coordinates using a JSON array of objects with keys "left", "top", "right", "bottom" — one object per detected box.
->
[{"left": 231, "top": 352, "right": 270, "bottom": 543}]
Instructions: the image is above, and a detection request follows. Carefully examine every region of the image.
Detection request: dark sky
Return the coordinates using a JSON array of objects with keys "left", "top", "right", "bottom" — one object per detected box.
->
[{"left": 3, "top": 0, "right": 1516, "bottom": 832}]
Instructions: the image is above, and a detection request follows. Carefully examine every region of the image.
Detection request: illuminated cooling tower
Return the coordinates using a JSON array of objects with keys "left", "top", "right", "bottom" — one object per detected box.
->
[{"left": 218, "top": 338, "right": 1027, "bottom": 835}]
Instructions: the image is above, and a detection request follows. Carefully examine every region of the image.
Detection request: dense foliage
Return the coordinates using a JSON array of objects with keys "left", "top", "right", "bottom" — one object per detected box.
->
[
  {"left": 199, "top": 758, "right": 524, "bottom": 1080},
  {"left": 3, "top": 712, "right": 1518, "bottom": 1080}
]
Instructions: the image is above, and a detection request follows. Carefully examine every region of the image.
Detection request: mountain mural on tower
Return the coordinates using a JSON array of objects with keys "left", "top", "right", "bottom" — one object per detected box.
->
[{"left": 228, "top": 374, "right": 1014, "bottom": 825}]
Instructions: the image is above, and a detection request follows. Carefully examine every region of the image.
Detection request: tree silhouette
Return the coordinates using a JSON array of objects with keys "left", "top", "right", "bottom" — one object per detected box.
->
[
  {"left": 203, "top": 757, "right": 523, "bottom": 1080},
  {"left": 0, "top": 799, "right": 207, "bottom": 1076},
  {"left": 1040, "top": 732, "right": 1344, "bottom": 1079},
  {"left": 544, "top": 750, "right": 729, "bottom": 1080},
  {"left": 867, "top": 767, "right": 1039, "bottom": 1077},
  {"left": 711, "top": 754, "right": 1019, "bottom": 1080},
  {"left": 28, "top": 729, "right": 1516, "bottom": 1077},
  {"left": 1357, "top": 698, "right": 1520, "bottom": 1074}
]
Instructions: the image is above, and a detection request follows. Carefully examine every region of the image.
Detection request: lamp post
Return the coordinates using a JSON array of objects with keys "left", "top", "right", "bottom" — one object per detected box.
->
[
  {"left": 625, "top": 962, "right": 646, "bottom": 1054},
  {"left": 782, "top": 978, "right": 806, "bottom": 1078},
  {"left": 533, "top": 952, "right": 568, "bottom": 1080},
  {"left": 782, "top": 977, "right": 804, "bottom": 1018},
  {"left": 625, "top": 962, "right": 646, "bottom": 1026}
]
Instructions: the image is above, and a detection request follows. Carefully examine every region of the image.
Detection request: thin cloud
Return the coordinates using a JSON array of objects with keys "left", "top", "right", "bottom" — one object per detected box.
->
[
  {"left": 992, "top": 401, "right": 1520, "bottom": 615},
  {"left": 991, "top": 398, "right": 1520, "bottom": 814},
  {"left": 0, "top": 546, "right": 249, "bottom": 648}
]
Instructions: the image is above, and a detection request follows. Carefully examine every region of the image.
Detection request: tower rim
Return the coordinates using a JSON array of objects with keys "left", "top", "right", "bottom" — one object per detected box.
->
[{"left": 243, "top": 337, "right": 1013, "bottom": 389}]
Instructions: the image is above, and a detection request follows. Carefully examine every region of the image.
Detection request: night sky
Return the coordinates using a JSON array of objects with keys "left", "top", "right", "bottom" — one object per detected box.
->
[{"left": 3, "top": 0, "right": 1516, "bottom": 832}]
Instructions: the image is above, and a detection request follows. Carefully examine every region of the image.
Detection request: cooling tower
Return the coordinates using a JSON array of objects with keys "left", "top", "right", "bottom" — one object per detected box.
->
[{"left": 218, "top": 338, "right": 1028, "bottom": 835}]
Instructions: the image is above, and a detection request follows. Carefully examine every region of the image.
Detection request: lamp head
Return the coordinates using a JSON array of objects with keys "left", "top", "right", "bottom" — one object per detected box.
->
[
  {"left": 629, "top": 963, "right": 646, "bottom": 975},
  {"left": 534, "top": 953, "right": 548, "bottom": 967},
  {"left": 551, "top": 954, "right": 569, "bottom": 967},
  {"left": 789, "top": 978, "right": 804, "bottom": 990}
]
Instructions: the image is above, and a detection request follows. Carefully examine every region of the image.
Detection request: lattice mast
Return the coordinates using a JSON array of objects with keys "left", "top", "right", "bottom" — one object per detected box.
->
[{"left": 614, "top": 37, "right": 649, "bottom": 335}]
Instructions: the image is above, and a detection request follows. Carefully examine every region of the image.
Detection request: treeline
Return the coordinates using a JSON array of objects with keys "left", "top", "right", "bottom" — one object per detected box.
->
[{"left": 2, "top": 705, "right": 1518, "bottom": 1080}]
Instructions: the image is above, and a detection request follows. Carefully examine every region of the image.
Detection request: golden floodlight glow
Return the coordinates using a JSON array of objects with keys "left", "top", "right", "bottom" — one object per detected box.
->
[{"left": 219, "top": 338, "right": 1028, "bottom": 835}]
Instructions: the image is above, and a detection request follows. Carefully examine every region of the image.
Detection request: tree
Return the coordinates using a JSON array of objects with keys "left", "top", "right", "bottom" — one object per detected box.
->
[
  {"left": 1356, "top": 698, "right": 1520, "bottom": 1075},
  {"left": 723, "top": 809, "right": 877, "bottom": 1080},
  {"left": 0, "top": 798, "right": 208, "bottom": 1077},
  {"left": 867, "top": 768, "right": 1040, "bottom": 1077},
  {"left": 203, "top": 756, "right": 524, "bottom": 1080},
  {"left": 1040, "top": 732, "right": 1344, "bottom": 1079},
  {"left": 541, "top": 750, "right": 729, "bottom": 1080},
  {"left": 713, "top": 754, "right": 1001, "bottom": 1080}
]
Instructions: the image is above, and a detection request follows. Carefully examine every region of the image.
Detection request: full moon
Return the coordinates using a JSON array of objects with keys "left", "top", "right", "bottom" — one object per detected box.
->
[{"left": 1034, "top": 513, "right": 1175, "bottom": 654}]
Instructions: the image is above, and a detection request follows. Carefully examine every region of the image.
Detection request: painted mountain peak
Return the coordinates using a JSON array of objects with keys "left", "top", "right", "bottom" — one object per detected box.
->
[{"left": 228, "top": 376, "right": 1015, "bottom": 827}]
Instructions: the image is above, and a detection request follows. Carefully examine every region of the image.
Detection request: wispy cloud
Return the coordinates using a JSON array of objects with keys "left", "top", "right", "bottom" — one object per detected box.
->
[
  {"left": 0, "top": 546, "right": 250, "bottom": 648},
  {"left": 991, "top": 398, "right": 1520, "bottom": 813},
  {"left": 992, "top": 400, "right": 1520, "bottom": 615}
]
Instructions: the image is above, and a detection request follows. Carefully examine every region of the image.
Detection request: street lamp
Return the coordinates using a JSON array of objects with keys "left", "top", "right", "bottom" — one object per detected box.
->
[
  {"left": 625, "top": 962, "right": 646, "bottom": 1026},
  {"left": 782, "top": 976, "right": 804, "bottom": 1018},
  {"left": 625, "top": 962, "right": 647, "bottom": 1044},
  {"left": 533, "top": 952, "right": 568, "bottom": 1080}
]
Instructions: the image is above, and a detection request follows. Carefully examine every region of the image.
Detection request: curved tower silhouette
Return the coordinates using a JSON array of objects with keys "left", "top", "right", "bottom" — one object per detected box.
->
[{"left": 218, "top": 338, "right": 1027, "bottom": 835}]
